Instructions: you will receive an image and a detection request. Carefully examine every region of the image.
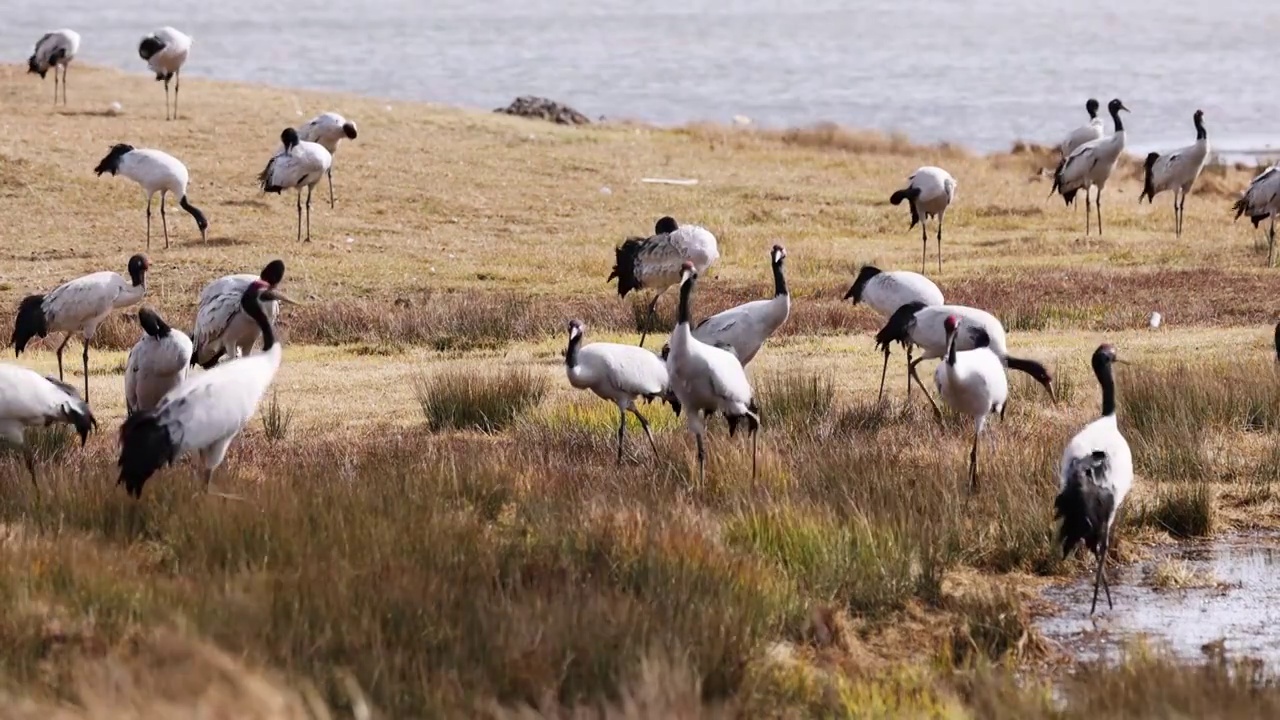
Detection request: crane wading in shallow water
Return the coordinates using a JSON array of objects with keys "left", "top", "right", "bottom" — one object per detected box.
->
[
  {"left": 11, "top": 254, "right": 150, "bottom": 402},
  {"left": 1055, "top": 344, "right": 1133, "bottom": 615},
  {"left": 608, "top": 216, "right": 719, "bottom": 348}
]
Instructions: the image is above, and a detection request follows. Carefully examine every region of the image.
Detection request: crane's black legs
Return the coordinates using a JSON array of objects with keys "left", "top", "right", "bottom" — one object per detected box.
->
[
  {"left": 920, "top": 221, "right": 928, "bottom": 275},
  {"left": 1269, "top": 216, "right": 1277, "bottom": 268},
  {"left": 1085, "top": 188, "right": 1092, "bottom": 237},
  {"left": 146, "top": 194, "right": 153, "bottom": 251},
  {"left": 55, "top": 335, "right": 72, "bottom": 381},
  {"left": 23, "top": 445, "right": 36, "bottom": 487},
  {"left": 174, "top": 71, "right": 180, "bottom": 120},
  {"left": 1096, "top": 187, "right": 1104, "bottom": 236},
  {"left": 637, "top": 291, "right": 665, "bottom": 347},
  {"left": 304, "top": 185, "right": 314, "bottom": 242},
  {"left": 61, "top": 64, "right": 68, "bottom": 105},
  {"left": 695, "top": 432, "right": 706, "bottom": 487},
  {"left": 907, "top": 357, "right": 943, "bottom": 418},
  {"left": 295, "top": 189, "right": 303, "bottom": 243},
  {"left": 905, "top": 345, "right": 915, "bottom": 401},
  {"left": 160, "top": 191, "right": 170, "bottom": 249},
  {"left": 1090, "top": 536, "right": 1114, "bottom": 615},
  {"left": 936, "top": 217, "right": 943, "bottom": 275},
  {"left": 630, "top": 406, "right": 659, "bottom": 461},
  {"left": 616, "top": 407, "right": 627, "bottom": 464},
  {"left": 81, "top": 339, "right": 90, "bottom": 402},
  {"left": 327, "top": 169, "right": 336, "bottom": 209},
  {"left": 877, "top": 346, "right": 891, "bottom": 403},
  {"left": 969, "top": 431, "right": 979, "bottom": 493},
  {"left": 164, "top": 75, "right": 171, "bottom": 121}
]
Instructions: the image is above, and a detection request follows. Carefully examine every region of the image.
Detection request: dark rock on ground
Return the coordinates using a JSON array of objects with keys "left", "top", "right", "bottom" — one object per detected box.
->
[{"left": 494, "top": 96, "right": 591, "bottom": 125}]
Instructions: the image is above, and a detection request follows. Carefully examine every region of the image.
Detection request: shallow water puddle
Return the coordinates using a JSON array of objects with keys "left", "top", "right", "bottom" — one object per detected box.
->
[{"left": 1038, "top": 533, "right": 1280, "bottom": 664}]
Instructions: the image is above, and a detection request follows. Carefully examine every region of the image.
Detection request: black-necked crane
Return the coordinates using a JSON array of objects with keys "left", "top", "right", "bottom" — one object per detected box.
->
[
  {"left": 934, "top": 314, "right": 1008, "bottom": 492},
  {"left": 1052, "top": 98, "right": 1130, "bottom": 236},
  {"left": 11, "top": 254, "right": 150, "bottom": 402},
  {"left": 564, "top": 320, "right": 677, "bottom": 463},
  {"left": 295, "top": 112, "right": 358, "bottom": 208},
  {"left": 118, "top": 280, "right": 294, "bottom": 500},
  {"left": 665, "top": 261, "right": 760, "bottom": 485},
  {"left": 0, "top": 365, "right": 94, "bottom": 485},
  {"left": 874, "top": 301, "right": 1054, "bottom": 415},
  {"left": 1055, "top": 343, "right": 1133, "bottom": 615},
  {"left": 844, "top": 264, "right": 945, "bottom": 401},
  {"left": 259, "top": 128, "right": 333, "bottom": 243},
  {"left": 1140, "top": 109, "right": 1210, "bottom": 237},
  {"left": 125, "top": 307, "right": 192, "bottom": 415},
  {"left": 1060, "top": 98, "right": 1104, "bottom": 158},
  {"left": 1274, "top": 321, "right": 1280, "bottom": 362},
  {"left": 608, "top": 216, "right": 719, "bottom": 347},
  {"left": 1233, "top": 164, "right": 1280, "bottom": 266},
  {"left": 138, "top": 26, "right": 192, "bottom": 120},
  {"left": 690, "top": 244, "right": 790, "bottom": 366},
  {"left": 192, "top": 260, "right": 289, "bottom": 369},
  {"left": 94, "top": 144, "right": 208, "bottom": 249},
  {"left": 28, "top": 29, "right": 80, "bottom": 106},
  {"left": 889, "top": 166, "right": 956, "bottom": 275}
]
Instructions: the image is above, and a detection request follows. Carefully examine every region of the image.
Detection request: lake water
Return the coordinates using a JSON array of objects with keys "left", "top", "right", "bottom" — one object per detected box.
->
[{"left": 7, "top": 0, "right": 1280, "bottom": 159}]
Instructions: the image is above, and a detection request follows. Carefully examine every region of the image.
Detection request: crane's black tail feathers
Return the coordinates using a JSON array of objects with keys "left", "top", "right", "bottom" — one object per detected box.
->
[
  {"left": 1140, "top": 152, "right": 1160, "bottom": 203},
  {"left": 117, "top": 412, "right": 176, "bottom": 499},
  {"left": 258, "top": 158, "right": 283, "bottom": 193},
  {"left": 874, "top": 301, "right": 926, "bottom": 355},
  {"left": 1049, "top": 157, "right": 1073, "bottom": 203},
  {"left": 12, "top": 294, "right": 48, "bottom": 356},
  {"left": 890, "top": 187, "right": 922, "bottom": 228},
  {"left": 1232, "top": 197, "right": 1269, "bottom": 227},
  {"left": 726, "top": 400, "right": 761, "bottom": 438},
  {"left": 663, "top": 390, "right": 682, "bottom": 417},
  {"left": 1053, "top": 450, "right": 1114, "bottom": 559},
  {"left": 608, "top": 237, "right": 647, "bottom": 297}
]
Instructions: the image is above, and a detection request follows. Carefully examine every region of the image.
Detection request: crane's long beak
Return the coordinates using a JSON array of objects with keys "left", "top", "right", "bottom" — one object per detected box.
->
[{"left": 263, "top": 289, "right": 299, "bottom": 305}]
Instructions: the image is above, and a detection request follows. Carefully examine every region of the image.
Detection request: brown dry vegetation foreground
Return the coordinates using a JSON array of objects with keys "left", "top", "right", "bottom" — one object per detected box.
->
[{"left": 0, "top": 64, "right": 1279, "bottom": 717}]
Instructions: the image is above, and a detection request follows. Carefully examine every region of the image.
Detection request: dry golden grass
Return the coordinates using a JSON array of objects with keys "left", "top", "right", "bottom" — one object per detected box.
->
[{"left": 0, "top": 63, "right": 1278, "bottom": 716}]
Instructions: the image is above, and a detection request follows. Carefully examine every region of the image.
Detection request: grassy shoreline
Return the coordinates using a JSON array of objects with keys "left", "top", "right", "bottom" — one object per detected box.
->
[{"left": 0, "top": 63, "right": 1278, "bottom": 717}]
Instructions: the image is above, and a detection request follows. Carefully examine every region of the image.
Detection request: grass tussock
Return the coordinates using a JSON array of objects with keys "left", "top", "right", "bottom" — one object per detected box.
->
[
  {"left": 756, "top": 371, "right": 836, "bottom": 432},
  {"left": 948, "top": 586, "right": 1035, "bottom": 666},
  {"left": 1121, "top": 361, "right": 1280, "bottom": 437},
  {"left": 260, "top": 392, "right": 293, "bottom": 443},
  {"left": 1146, "top": 558, "right": 1218, "bottom": 590},
  {"left": 415, "top": 368, "right": 549, "bottom": 432},
  {"left": 1131, "top": 483, "right": 1217, "bottom": 538}
]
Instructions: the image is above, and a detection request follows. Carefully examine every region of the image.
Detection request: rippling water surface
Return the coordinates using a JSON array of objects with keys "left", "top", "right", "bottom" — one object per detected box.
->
[{"left": 7, "top": 1, "right": 1280, "bottom": 158}]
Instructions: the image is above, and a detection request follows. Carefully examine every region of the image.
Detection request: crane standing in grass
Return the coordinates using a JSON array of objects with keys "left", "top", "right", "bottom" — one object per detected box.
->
[
  {"left": 28, "top": 29, "right": 80, "bottom": 106},
  {"left": 1052, "top": 98, "right": 1130, "bottom": 237},
  {"left": 563, "top": 320, "right": 677, "bottom": 463},
  {"left": 11, "top": 254, "right": 150, "bottom": 403},
  {"left": 295, "top": 113, "right": 359, "bottom": 209},
  {"left": 259, "top": 128, "right": 333, "bottom": 243},
  {"left": 1140, "top": 110, "right": 1210, "bottom": 238},
  {"left": 608, "top": 216, "right": 719, "bottom": 347},
  {"left": 1055, "top": 343, "right": 1133, "bottom": 615},
  {"left": 874, "top": 302, "right": 1055, "bottom": 416},
  {"left": 118, "top": 280, "right": 294, "bottom": 500},
  {"left": 844, "top": 265, "right": 945, "bottom": 401},
  {"left": 138, "top": 27, "right": 192, "bottom": 120},
  {"left": 125, "top": 307, "right": 193, "bottom": 415},
  {"left": 934, "top": 314, "right": 1008, "bottom": 493},
  {"left": 690, "top": 245, "right": 790, "bottom": 366},
  {"left": 1233, "top": 164, "right": 1280, "bottom": 266},
  {"left": 0, "top": 365, "right": 94, "bottom": 485},
  {"left": 665, "top": 261, "right": 760, "bottom": 485},
  {"left": 889, "top": 166, "right": 956, "bottom": 275}
]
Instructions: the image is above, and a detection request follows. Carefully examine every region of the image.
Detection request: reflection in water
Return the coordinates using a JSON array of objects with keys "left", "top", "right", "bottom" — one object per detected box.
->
[{"left": 1039, "top": 534, "right": 1280, "bottom": 665}]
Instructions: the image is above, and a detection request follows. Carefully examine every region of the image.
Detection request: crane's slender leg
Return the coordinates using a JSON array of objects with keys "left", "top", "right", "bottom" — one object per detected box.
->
[
  {"left": 160, "top": 191, "right": 170, "bottom": 249},
  {"left": 637, "top": 289, "right": 667, "bottom": 347},
  {"left": 164, "top": 75, "right": 171, "bottom": 121},
  {"left": 905, "top": 345, "right": 914, "bottom": 401},
  {"left": 629, "top": 406, "right": 660, "bottom": 461},
  {"left": 969, "top": 424, "right": 980, "bottom": 494},
  {"left": 52, "top": 69, "right": 58, "bottom": 106},
  {"left": 616, "top": 406, "right": 627, "bottom": 464},
  {"left": 62, "top": 64, "right": 68, "bottom": 105},
  {"left": 145, "top": 194, "right": 153, "bottom": 251},
  {"left": 877, "top": 345, "right": 891, "bottom": 403},
  {"left": 55, "top": 334, "right": 72, "bottom": 381},
  {"left": 327, "top": 168, "right": 335, "bottom": 209},
  {"left": 695, "top": 432, "right": 706, "bottom": 487},
  {"left": 907, "top": 357, "right": 943, "bottom": 418},
  {"left": 1100, "top": 535, "right": 1114, "bottom": 610},
  {"left": 174, "top": 70, "right": 180, "bottom": 120},
  {"left": 1173, "top": 190, "right": 1180, "bottom": 237},
  {"left": 295, "top": 189, "right": 303, "bottom": 243},
  {"left": 936, "top": 215, "right": 943, "bottom": 275},
  {"left": 305, "top": 184, "right": 314, "bottom": 242},
  {"left": 921, "top": 220, "right": 928, "bottom": 275},
  {"left": 1084, "top": 187, "right": 1092, "bottom": 237},
  {"left": 1097, "top": 187, "right": 1104, "bottom": 236},
  {"left": 81, "top": 338, "right": 91, "bottom": 402},
  {"left": 24, "top": 445, "right": 37, "bottom": 487}
]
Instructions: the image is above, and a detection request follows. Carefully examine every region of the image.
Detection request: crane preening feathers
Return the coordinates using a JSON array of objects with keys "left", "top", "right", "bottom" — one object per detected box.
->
[
  {"left": 1055, "top": 344, "right": 1133, "bottom": 615},
  {"left": 609, "top": 216, "right": 720, "bottom": 347},
  {"left": 889, "top": 166, "right": 956, "bottom": 275},
  {"left": 138, "top": 27, "right": 192, "bottom": 120},
  {"left": 28, "top": 29, "right": 80, "bottom": 106},
  {"left": 1140, "top": 110, "right": 1210, "bottom": 238},
  {"left": 0, "top": 365, "right": 95, "bottom": 484},
  {"left": 259, "top": 128, "right": 333, "bottom": 243},
  {"left": 94, "top": 144, "right": 209, "bottom": 249},
  {"left": 118, "top": 280, "right": 294, "bottom": 500},
  {"left": 295, "top": 113, "right": 359, "bottom": 209},
  {"left": 192, "top": 260, "right": 290, "bottom": 369},
  {"left": 125, "top": 307, "right": 193, "bottom": 415},
  {"left": 11, "top": 254, "right": 150, "bottom": 403}
]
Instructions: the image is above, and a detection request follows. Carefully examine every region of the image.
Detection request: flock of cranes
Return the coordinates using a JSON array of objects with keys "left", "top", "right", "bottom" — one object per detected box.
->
[{"left": 8, "top": 32, "right": 1279, "bottom": 615}]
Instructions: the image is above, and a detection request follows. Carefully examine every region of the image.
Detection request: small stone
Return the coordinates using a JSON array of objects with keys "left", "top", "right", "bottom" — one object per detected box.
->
[{"left": 1148, "top": 311, "right": 1162, "bottom": 329}]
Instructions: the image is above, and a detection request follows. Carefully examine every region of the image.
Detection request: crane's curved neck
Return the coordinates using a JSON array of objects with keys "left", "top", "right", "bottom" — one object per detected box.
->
[
  {"left": 676, "top": 276, "right": 695, "bottom": 326},
  {"left": 1111, "top": 107, "right": 1125, "bottom": 134},
  {"left": 1194, "top": 115, "right": 1207, "bottom": 141},
  {"left": 772, "top": 260, "right": 788, "bottom": 297},
  {"left": 1088, "top": 106, "right": 1098, "bottom": 120},
  {"left": 1094, "top": 357, "right": 1116, "bottom": 417},
  {"left": 945, "top": 329, "right": 958, "bottom": 366},
  {"left": 565, "top": 333, "right": 582, "bottom": 368},
  {"left": 245, "top": 296, "right": 276, "bottom": 351}
]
